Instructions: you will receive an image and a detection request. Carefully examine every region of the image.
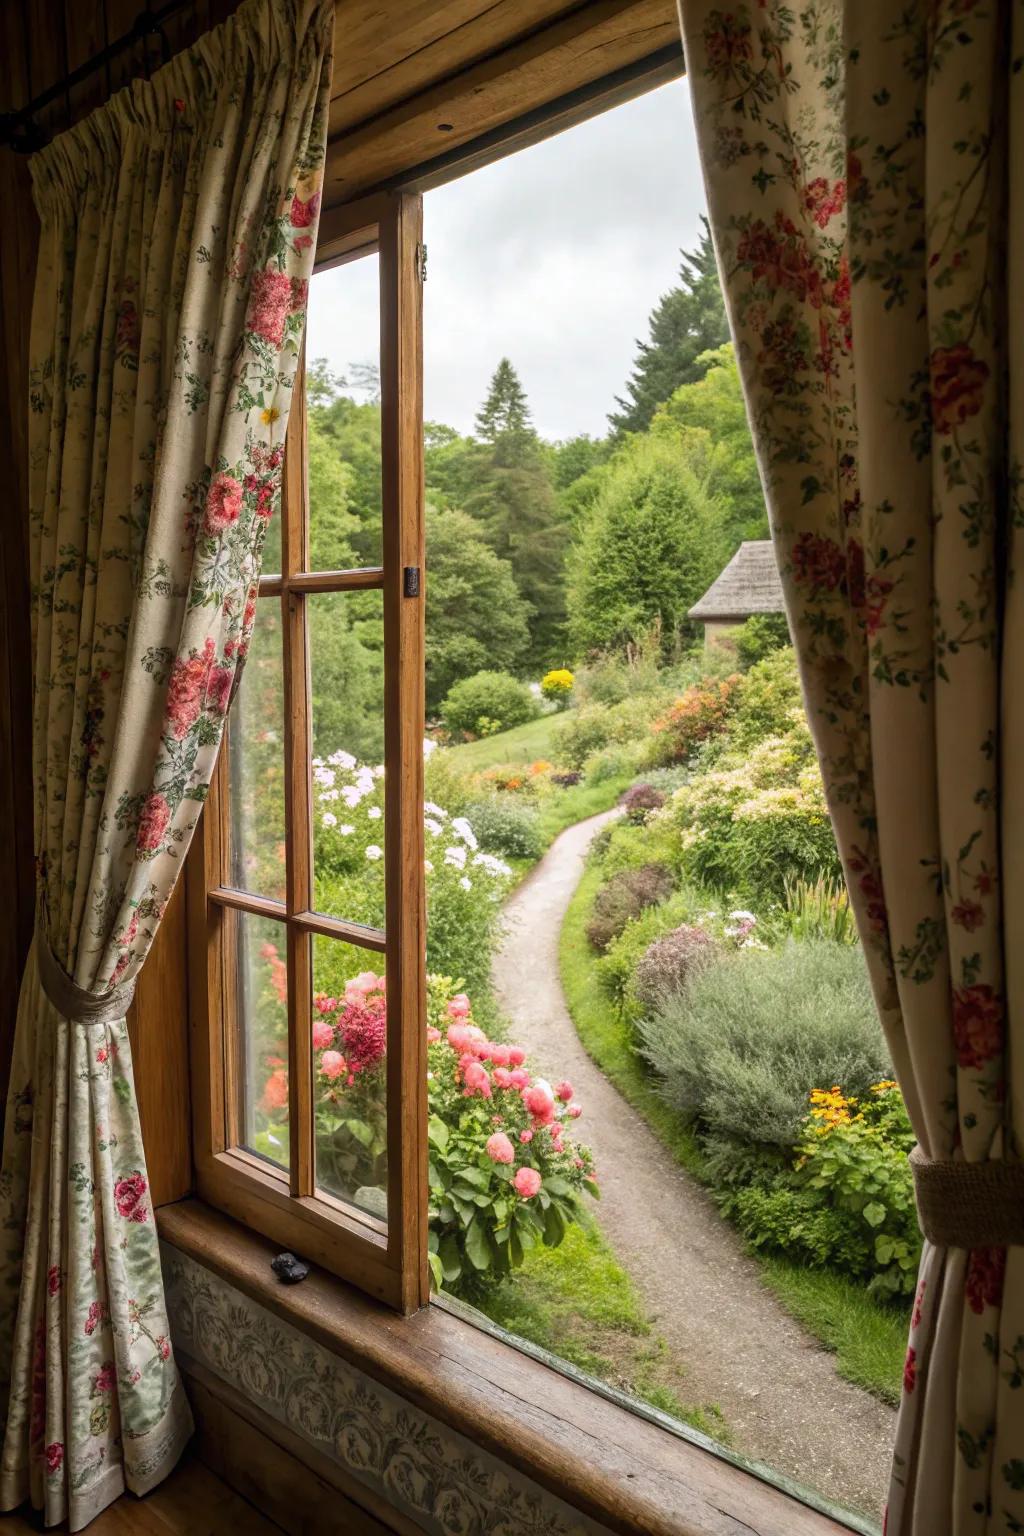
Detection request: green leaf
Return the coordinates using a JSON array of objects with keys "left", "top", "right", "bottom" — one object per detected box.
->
[
  {"left": 438, "top": 1234, "right": 462, "bottom": 1282},
  {"left": 863, "top": 1201, "right": 887, "bottom": 1228},
  {"left": 428, "top": 1115, "right": 449, "bottom": 1150},
  {"left": 427, "top": 1251, "right": 443, "bottom": 1290},
  {"left": 465, "top": 1218, "right": 492, "bottom": 1272}
]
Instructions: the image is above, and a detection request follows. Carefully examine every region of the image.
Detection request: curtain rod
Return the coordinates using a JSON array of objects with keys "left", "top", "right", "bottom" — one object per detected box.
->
[{"left": 0, "top": 1, "right": 193, "bottom": 154}]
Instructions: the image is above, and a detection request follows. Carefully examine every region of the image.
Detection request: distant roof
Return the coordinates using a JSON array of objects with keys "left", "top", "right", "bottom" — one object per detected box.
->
[{"left": 688, "top": 540, "right": 786, "bottom": 622}]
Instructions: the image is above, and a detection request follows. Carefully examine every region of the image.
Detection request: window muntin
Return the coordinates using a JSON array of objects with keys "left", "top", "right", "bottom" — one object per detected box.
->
[{"left": 191, "top": 193, "right": 427, "bottom": 1313}]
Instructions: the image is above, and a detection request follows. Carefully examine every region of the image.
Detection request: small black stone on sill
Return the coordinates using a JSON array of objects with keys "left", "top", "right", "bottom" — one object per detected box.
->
[{"left": 271, "top": 1251, "right": 309, "bottom": 1285}]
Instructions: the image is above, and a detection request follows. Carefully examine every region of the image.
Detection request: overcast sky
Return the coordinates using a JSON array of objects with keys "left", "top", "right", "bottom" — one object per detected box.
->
[{"left": 305, "top": 75, "right": 707, "bottom": 442}]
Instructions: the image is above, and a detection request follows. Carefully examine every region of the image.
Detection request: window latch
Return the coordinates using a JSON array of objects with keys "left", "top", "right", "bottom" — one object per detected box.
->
[
  {"left": 416, "top": 243, "right": 427, "bottom": 283},
  {"left": 403, "top": 566, "right": 421, "bottom": 598}
]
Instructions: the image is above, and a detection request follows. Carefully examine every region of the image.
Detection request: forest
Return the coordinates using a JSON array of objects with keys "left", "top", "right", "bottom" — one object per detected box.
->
[{"left": 295, "top": 221, "right": 766, "bottom": 746}]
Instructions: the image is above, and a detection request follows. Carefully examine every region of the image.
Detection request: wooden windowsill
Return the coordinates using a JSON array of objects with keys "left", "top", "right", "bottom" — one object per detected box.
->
[{"left": 157, "top": 1199, "right": 863, "bottom": 1536}]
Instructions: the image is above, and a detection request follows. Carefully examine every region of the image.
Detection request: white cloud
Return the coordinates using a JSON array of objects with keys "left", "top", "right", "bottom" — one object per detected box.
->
[{"left": 306, "top": 76, "right": 706, "bottom": 442}]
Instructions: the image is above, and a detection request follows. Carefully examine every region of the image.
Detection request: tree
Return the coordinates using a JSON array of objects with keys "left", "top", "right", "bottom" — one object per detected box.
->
[
  {"left": 609, "top": 218, "right": 730, "bottom": 437},
  {"left": 474, "top": 357, "right": 532, "bottom": 456},
  {"left": 464, "top": 360, "right": 569, "bottom": 675},
  {"left": 424, "top": 504, "right": 531, "bottom": 712},
  {"left": 567, "top": 434, "right": 730, "bottom": 658},
  {"left": 650, "top": 344, "right": 767, "bottom": 545}
]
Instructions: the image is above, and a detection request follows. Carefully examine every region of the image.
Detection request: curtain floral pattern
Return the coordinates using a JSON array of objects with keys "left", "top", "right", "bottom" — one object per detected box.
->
[
  {"left": 0, "top": 0, "right": 332, "bottom": 1526},
  {"left": 677, "top": 1, "right": 1023, "bottom": 1530}
]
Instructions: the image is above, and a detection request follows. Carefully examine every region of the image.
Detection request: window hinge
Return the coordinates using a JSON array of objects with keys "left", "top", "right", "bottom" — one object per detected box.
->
[{"left": 416, "top": 243, "right": 427, "bottom": 283}]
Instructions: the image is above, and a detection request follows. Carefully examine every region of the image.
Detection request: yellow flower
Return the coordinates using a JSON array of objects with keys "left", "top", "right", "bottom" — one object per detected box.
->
[{"left": 261, "top": 406, "right": 281, "bottom": 426}]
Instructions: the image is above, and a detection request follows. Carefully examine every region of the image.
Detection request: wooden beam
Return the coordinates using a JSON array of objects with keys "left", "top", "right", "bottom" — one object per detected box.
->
[{"left": 324, "top": 0, "right": 681, "bottom": 203}]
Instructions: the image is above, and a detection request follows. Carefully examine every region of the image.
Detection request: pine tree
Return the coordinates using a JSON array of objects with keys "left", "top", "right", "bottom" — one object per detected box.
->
[
  {"left": 465, "top": 360, "right": 568, "bottom": 674},
  {"left": 609, "top": 218, "right": 730, "bottom": 437}
]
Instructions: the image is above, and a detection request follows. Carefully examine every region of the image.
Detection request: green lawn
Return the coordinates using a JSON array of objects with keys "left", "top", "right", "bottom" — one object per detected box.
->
[
  {"left": 474, "top": 1219, "right": 728, "bottom": 1438},
  {"left": 444, "top": 712, "right": 564, "bottom": 771},
  {"left": 558, "top": 862, "right": 908, "bottom": 1408}
]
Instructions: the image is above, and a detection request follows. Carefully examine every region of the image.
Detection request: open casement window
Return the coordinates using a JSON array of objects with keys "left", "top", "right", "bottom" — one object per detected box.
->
[{"left": 189, "top": 192, "right": 429, "bottom": 1314}]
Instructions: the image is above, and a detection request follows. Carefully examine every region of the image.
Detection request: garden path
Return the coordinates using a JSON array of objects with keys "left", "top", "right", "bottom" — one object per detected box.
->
[{"left": 492, "top": 809, "right": 895, "bottom": 1524}]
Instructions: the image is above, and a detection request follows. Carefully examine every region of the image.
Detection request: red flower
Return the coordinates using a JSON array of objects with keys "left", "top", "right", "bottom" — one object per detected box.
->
[
  {"left": 114, "top": 1171, "right": 149, "bottom": 1223},
  {"left": 206, "top": 665, "right": 233, "bottom": 715},
  {"left": 338, "top": 995, "right": 388, "bottom": 1072},
  {"left": 246, "top": 268, "right": 293, "bottom": 347},
  {"left": 84, "top": 1299, "right": 106, "bottom": 1337},
  {"left": 831, "top": 256, "right": 852, "bottom": 353},
  {"left": 704, "top": 12, "right": 752, "bottom": 75},
  {"left": 791, "top": 531, "right": 846, "bottom": 592},
  {"left": 965, "top": 1246, "right": 1006, "bottom": 1314},
  {"left": 912, "top": 1281, "right": 926, "bottom": 1331},
  {"left": 951, "top": 899, "right": 984, "bottom": 932},
  {"left": 952, "top": 983, "right": 1004, "bottom": 1069},
  {"left": 802, "top": 177, "right": 846, "bottom": 228},
  {"left": 289, "top": 277, "right": 308, "bottom": 313},
  {"left": 930, "top": 343, "right": 990, "bottom": 434},
  {"left": 136, "top": 792, "right": 171, "bottom": 853},
  {"left": 255, "top": 482, "right": 276, "bottom": 521},
  {"left": 94, "top": 1363, "right": 117, "bottom": 1393},
  {"left": 156, "top": 1335, "right": 171, "bottom": 1361},
  {"left": 47, "top": 1265, "right": 61, "bottom": 1297},
  {"left": 204, "top": 472, "right": 243, "bottom": 536},
  {"left": 45, "top": 1442, "right": 63, "bottom": 1475},
  {"left": 290, "top": 190, "right": 321, "bottom": 228},
  {"left": 903, "top": 1346, "right": 917, "bottom": 1395},
  {"left": 165, "top": 637, "right": 215, "bottom": 741},
  {"left": 115, "top": 299, "right": 140, "bottom": 358},
  {"left": 737, "top": 212, "right": 823, "bottom": 307}
]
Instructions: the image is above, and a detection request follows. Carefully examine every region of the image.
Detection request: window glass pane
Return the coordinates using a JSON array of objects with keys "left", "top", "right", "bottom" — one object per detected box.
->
[
  {"left": 311, "top": 936, "right": 388, "bottom": 1220},
  {"left": 235, "top": 909, "right": 290, "bottom": 1173},
  {"left": 305, "top": 254, "right": 383, "bottom": 570},
  {"left": 226, "top": 598, "right": 286, "bottom": 902},
  {"left": 260, "top": 484, "right": 283, "bottom": 575},
  {"left": 309, "top": 588, "right": 386, "bottom": 923}
]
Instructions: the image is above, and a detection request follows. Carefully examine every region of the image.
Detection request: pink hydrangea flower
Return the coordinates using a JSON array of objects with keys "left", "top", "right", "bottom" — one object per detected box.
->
[
  {"left": 447, "top": 1022, "right": 485, "bottom": 1053},
  {"left": 487, "top": 1043, "right": 511, "bottom": 1066},
  {"left": 513, "top": 1167, "right": 541, "bottom": 1199},
  {"left": 519, "top": 1129, "right": 533, "bottom": 1144},
  {"left": 447, "top": 993, "right": 471, "bottom": 1019},
  {"left": 485, "top": 1132, "right": 515, "bottom": 1165},
  {"left": 568, "top": 1104, "right": 582, "bottom": 1119},
  {"left": 508, "top": 1068, "right": 530, "bottom": 1089},
  {"left": 460, "top": 1057, "right": 492, "bottom": 1098},
  {"left": 554, "top": 1080, "right": 574, "bottom": 1103},
  {"left": 507, "top": 1046, "right": 526, "bottom": 1067},
  {"left": 204, "top": 472, "right": 244, "bottom": 535},
  {"left": 426, "top": 1025, "right": 442, "bottom": 1043},
  {"left": 320, "top": 1050, "right": 346, "bottom": 1080},
  {"left": 492, "top": 1067, "right": 512, "bottom": 1089},
  {"left": 312, "top": 1019, "right": 334, "bottom": 1051}
]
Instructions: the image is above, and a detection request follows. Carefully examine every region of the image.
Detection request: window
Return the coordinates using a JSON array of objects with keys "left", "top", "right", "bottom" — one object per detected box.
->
[{"left": 189, "top": 193, "right": 429, "bottom": 1313}]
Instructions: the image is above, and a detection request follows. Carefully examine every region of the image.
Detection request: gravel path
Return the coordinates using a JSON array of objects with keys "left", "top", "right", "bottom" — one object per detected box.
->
[{"left": 492, "top": 809, "right": 895, "bottom": 1522}]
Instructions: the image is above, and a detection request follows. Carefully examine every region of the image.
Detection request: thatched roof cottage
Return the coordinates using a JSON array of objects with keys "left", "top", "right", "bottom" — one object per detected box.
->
[{"left": 688, "top": 539, "right": 787, "bottom": 649}]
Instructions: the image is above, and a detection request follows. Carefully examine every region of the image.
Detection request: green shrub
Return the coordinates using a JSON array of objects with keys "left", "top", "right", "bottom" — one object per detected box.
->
[
  {"left": 583, "top": 745, "right": 638, "bottom": 784},
  {"left": 621, "top": 783, "right": 666, "bottom": 823},
  {"left": 777, "top": 876, "right": 859, "bottom": 945},
  {"left": 728, "top": 647, "right": 804, "bottom": 749},
  {"left": 726, "top": 1083, "right": 920, "bottom": 1299},
  {"left": 596, "top": 890, "right": 695, "bottom": 1015},
  {"left": 442, "top": 670, "right": 537, "bottom": 738},
  {"left": 586, "top": 864, "right": 675, "bottom": 953},
  {"left": 734, "top": 613, "right": 791, "bottom": 670},
  {"left": 638, "top": 941, "right": 889, "bottom": 1158},
  {"left": 464, "top": 797, "right": 544, "bottom": 861}
]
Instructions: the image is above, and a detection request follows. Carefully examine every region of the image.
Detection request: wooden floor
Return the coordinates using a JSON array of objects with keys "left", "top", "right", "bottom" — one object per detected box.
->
[{"left": 0, "top": 1454, "right": 283, "bottom": 1534}]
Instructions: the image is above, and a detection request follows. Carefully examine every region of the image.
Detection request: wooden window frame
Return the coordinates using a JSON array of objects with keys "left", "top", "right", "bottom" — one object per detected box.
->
[{"left": 188, "top": 191, "right": 429, "bottom": 1315}]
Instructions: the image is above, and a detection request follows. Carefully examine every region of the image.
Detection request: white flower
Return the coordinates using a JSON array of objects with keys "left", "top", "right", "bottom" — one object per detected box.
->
[
  {"left": 473, "top": 852, "right": 511, "bottom": 878},
  {"left": 367, "top": 805, "right": 382, "bottom": 820},
  {"left": 313, "top": 765, "right": 336, "bottom": 788},
  {"left": 338, "top": 824, "right": 355, "bottom": 836},
  {"left": 373, "top": 764, "right": 385, "bottom": 779},
  {"left": 529, "top": 681, "right": 542, "bottom": 696},
  {"left": 423, "top": 738, "right": 438, "bottom": 757},
  {"left": 424, "top": 801, "right": 448, "bottom": 820},
  {"left": 365, "top": 845, "right": 383, "bottom": 861},
  {"left": 728, "top": 909, "right": 757, "bottom": 924},
  {"left": 341, "top": 784, "right": 364, "bottom": 808},
  {"left": 424, "top": 817, "right": 442, "bottom": 836},
  {"left": 444, "top": 844, "right": 467, "bottom": 869},
  {"left": 424, "top": 859, "right": 434, "bottom": 874},
  {"left": 451, "top": 816, "right": 479, "bottom": 851},
  {"left": 322, "top": 812, "right": 337, "bottom": 828},
  {"left": 459, "top": 877, "right": 472, "bottom": 891},
  {"left": 328, "top": 749, "right": 356, "bottom": 770}
]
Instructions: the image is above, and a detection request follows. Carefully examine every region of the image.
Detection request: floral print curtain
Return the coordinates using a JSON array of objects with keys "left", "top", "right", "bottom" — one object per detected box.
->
[
  {"left": 677, "top": 1, "right": 1023, "bottom": 1530},
  {"left": 0, "top": 0, "right": 332, "bottom": 1526}
]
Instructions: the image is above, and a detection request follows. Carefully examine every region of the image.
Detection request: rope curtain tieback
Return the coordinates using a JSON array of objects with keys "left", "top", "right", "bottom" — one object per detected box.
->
[
  {"left": 35, "top": 928, "right": 137, "bottom": 1025},
  {"left": 909, "top": 1145, "right": 1024, "bottom": 1248}
]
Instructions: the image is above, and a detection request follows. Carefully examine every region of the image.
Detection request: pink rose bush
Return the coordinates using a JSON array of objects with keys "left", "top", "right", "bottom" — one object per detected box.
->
[{"left": 251, "top": 963, "right": 596, "bottom": 1295}]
